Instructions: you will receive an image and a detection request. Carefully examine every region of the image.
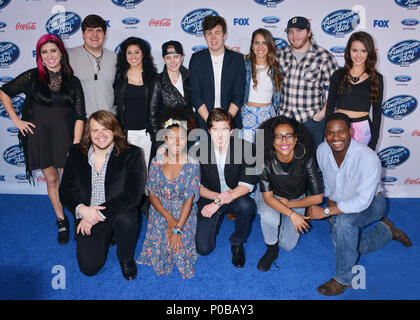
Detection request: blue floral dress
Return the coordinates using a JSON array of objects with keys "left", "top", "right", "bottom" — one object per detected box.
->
[{"left": 137, "top": 155, "right": 200, "bottom": 279}]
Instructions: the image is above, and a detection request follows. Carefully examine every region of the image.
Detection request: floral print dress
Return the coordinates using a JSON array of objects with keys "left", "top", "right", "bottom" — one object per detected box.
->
[{"left": 137, "top": 155, "right": 200, "bottom": 279}]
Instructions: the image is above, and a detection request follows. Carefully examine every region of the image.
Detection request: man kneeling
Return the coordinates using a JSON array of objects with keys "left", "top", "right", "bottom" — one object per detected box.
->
[{"left": 59, "top": 110, "right": 145, "bottom": 280}]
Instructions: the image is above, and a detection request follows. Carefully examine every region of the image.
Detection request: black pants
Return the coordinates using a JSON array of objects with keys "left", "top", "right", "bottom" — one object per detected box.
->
[
  {"left": 195, "top": 195, "right": 256, "bottom": 255},
  {"left": 75, "top": 209, "right": 139, "bottom": 276}
]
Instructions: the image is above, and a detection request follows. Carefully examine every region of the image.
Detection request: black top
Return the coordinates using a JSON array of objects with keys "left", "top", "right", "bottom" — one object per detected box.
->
[
  {"left": 123, "top": 83, "right": 147, "bottom": 130},
  {"left": 259, "top": 145, "right": 323, "bottom": 200},
  {"left": 326, "top": 68, "right": 384, "bottom": 150}
]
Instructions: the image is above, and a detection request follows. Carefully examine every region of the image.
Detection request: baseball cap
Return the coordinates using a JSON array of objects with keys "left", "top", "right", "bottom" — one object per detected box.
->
[
  {"left": 162, "top": 40, "right": 184, "bottom": 57},
  {"left": 286, "top": 16, "right": 310, "bottom": 31}
]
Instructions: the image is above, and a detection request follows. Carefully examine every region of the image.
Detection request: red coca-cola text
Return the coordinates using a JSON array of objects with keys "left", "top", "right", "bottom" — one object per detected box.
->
[
  {"left": 149, "top": 18, "right": 171, "bottom": 27},
  {"left": 16, "top": 22, "right": 37, "bottom": 30}
]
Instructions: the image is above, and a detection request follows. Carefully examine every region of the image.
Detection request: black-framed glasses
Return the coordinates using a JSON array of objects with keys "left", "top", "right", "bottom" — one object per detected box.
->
[{"left": 273, "top": 133, "right": 296, "bottom": 141}]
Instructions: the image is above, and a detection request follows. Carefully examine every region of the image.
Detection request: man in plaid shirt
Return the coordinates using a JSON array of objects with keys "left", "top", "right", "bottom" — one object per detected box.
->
[{"left": 277, "top": 16, "right": 339, "bottom": 147}]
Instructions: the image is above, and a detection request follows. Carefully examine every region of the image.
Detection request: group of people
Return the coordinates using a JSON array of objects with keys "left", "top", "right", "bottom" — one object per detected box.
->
[{"left": 0, "top": 13, "right": 412, "bottom": 296}]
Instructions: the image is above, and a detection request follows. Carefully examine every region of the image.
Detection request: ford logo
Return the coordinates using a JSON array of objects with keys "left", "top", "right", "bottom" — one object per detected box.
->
[
  {"left": 0, "top": 75, "right": 13, "bottom": 84},
  {"left": 3, "top": 145, "right": 25, "bottom": 167},
  {"left": 192, "top": 45, "right": 208, "bottom": 52},
  {"left": 273, "top": 37, "right": 289, "bottom": 50},
  {"left": 378, "top": 146, "right": 410, "bottom": 169},
  {"left": 45, "top": 11, "right": 82, "bottom": 38},
  {"left": 0, "top": 42, "right": 20, "bottom": 67},
  {"left": 394, "top": 0, "right": 420, "bottom": 9},
  {"left": 0, "top": 21, "right": 6, "bottom": 29},
  {"left": 0, "top": 95, "right": 24, "bottom": 119},
  {"left": 262, "top": 16, "right": 280, "bottom": 24},
  {"left": 388, "top": 127, "right": 404, "bottom": 134},
  {"left": 401, "top": 18, "right": 419, "bottom": 26},
  {"left": 387, "top": 40, "right": 420, "bottom": 66},
  {"left": 6, "top": 127, "right": 19, "bottom": 135},
  {"left": 321, "top": 9, "right": 360, "bottom": 37},
  {"left": 122, "top": 17, "right": 140, "bottom": 25},
  {"left": 15, "top": 174, "right": 27, "bottom": 181},
  {"left": 254, "top": 0, "right": 285, "bottom": 7},
  {"left": 111, "top": 0, "right": 144, "bottom": 8},
  {"left": 0, "top": 0, "right": 11, "bottom": 10},
  {"left": 180, "top": 8, "right": 219, "bottom": 36},
  {"left": 330, "top": 46, "right": 346, "bottom": 54},
  {"left": 382, "top": 95, "right": 417, "bottom": 119},
  {"left": 381, "top": 176, "right": 398, "bottom": 183},
  {"left": 394, "top": 75, "right": 412, "bottom": 82}
]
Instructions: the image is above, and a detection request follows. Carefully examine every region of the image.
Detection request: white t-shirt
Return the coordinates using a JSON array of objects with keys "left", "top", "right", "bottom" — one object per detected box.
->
[
  {"left": 174, "top": 74, "right": 184, "bottom": 97},
  {"left": 210, "top": 53, "right": 224, "bottom": 109}
]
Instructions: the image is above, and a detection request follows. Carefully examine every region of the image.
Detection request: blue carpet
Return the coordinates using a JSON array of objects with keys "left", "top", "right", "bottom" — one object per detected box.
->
[{"left": 0, "top": 194, "right": 418, "bottom": 300}]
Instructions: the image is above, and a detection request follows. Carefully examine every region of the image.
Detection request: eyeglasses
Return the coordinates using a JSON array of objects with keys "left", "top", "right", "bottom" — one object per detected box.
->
[{"left": 273, "top": 133, "right": 296, "bottom": 141}]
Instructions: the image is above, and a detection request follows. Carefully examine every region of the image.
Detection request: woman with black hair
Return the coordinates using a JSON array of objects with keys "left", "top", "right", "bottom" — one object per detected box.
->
[
  {"left": 0, "top": 34, "right": 86, "bottom": 245},
  {"left": 137, "top": 107, "right": 200, "bottom": 279},
  {"left": 114, "top": 36, "right": 158, "bottom": 166},
  {"left": 256, "top": 116, "right": 323, "bottom": 271}
]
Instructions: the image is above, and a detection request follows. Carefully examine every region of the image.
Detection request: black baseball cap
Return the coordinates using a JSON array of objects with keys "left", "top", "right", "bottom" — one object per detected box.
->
[
  {"left": 286, "top": 16, "right": 310, "bottom": 31},
  {"left": 162, "top": 40, "right": 184, "bottom": 57}
]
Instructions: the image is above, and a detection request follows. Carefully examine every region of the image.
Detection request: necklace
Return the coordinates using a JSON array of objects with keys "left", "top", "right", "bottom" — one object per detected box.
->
[
  {"left": 83, "top": 46, "right": 103, "bottom": 81},
  {"left": 350, "top": 70, "right": 365, "bottom": 83}
]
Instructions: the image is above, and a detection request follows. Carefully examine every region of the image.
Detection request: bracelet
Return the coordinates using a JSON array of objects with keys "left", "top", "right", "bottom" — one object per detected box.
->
[
  {"left": 288, "top": 210, "right": 294, "bottom": 218},
  {"left": 172, "top": 226, "right": 183, "bottom": 236}
]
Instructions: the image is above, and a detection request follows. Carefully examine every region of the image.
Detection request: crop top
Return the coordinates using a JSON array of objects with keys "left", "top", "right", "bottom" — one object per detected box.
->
[
  {"left": 326, "top": 68, "right": 384, "bottom": 150},
  {"left": 247, "top": 65, "right": 274, "bottom": 104}
]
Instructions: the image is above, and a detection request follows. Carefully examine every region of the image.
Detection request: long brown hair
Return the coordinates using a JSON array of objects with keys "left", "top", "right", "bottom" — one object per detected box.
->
[
  {"left": 247, "top": 28, "right": 283, "bottom": 93},
  {"left": 81, "top": 110, "right": 129, "bottom": 156},
  {"left": 338, "top": 31, "right": 380, "bottom": 103}
]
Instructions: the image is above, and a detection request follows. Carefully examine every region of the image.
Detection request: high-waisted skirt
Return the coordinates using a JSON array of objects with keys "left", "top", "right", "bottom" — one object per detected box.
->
[
  {"left": 349, "top": 115, "right": 372, "bottom": 146},
  {"left": 241, "top": 103, "right": 276, "bottom": 143}
]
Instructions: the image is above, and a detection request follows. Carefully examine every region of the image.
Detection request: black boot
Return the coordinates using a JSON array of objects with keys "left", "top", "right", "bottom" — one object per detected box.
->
[
  {"left": 257, "top": 242, "right": 279, "bottom": 272},
  {"left": 56, "top": 215, "right": 69, "bottom": 245}
]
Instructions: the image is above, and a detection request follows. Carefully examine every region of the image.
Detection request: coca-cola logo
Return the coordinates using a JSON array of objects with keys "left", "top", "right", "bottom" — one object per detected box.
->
[
  {"left": 149, "top": 18, "right": 171, "bottom": 27},
  {"left": 412, "top": 129, "right": 420, "bottom": 136},
  {"left": 16, "top": 22, "right": 37, "bottom": 30},
  {"left": 37, "top": 176, "right": 46, "bottom": 184},
  {"left": 404, "top": 177, "right": 420, "bottom": 184}
]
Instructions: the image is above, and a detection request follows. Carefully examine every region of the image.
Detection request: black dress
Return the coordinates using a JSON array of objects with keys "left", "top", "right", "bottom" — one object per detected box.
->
[{"left": 1, "top": 68, "right": 86, "bottom": 178}]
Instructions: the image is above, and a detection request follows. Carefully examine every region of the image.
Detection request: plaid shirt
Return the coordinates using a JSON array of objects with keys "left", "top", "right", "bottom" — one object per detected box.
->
[{"left": 277, "top": 39, "right": 339, "bottom": 123}]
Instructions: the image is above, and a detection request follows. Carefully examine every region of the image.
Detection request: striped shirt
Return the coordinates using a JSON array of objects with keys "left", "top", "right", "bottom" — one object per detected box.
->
[{"left": 277, "top": 39, "right": 339, "bottom": 123}]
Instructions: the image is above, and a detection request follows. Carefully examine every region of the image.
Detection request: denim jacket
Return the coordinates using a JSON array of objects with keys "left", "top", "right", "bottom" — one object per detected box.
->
[{"left": 243, "top": 59, "right": 281, "bottom": 111}]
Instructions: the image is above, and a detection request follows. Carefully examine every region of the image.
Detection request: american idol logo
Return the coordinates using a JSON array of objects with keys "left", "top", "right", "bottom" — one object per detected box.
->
[
  {"left": 382, "top": 95, "right": 417, "bottom": 119},
  {"left": 273, "top": 38, "right": 289, "bottom": 50},
  {"left": 401, "top": 18, "right": 419, "bottom": 26},
  {"left": 192, "top": 45, "right": 208, "bottom": 52},
  {"left": 321, "top": 9, "right": 360, "bottom": 37},
  {"left": 262, "top": 16, "right": 280, "bottom": 24},
  {"left": 122, "top": 17, "right": 139, "bottom": 25},
  {"left": 111, "top": 0, "right": 144, "bottom": 8},
  {"left": 254, "top": 0, "right": 285, "bottom": 8},
  {"left": 45, "top": 11, "right": 81, "bottom": 38},
  {"left": 0, "top": 95, "right": 24, "bottom": 118},
  {"left": 387, "top": 40, "right": 420, "bottom": 66},
  {"left": 378, "top": 146, "right": 410, "bottom": 169},
  {"left": 181, "top": 8, "right": 219, "bottom": 36},
  {"left": 382, "top": 176, "right": 398, "bottom": 183},
  {"left": 388, "top": 127, "right": 404, "bottom": 134},
  {"left": 394, "top": 0, "right": 420, "bottom": 9},
  {"left": 0, "top": 0, "right": 11, "bottom": 10},
  {"left": 394, "top": 75, "right": 412, "bottom": 82},
  {"left": 3, "top": 145, "right": 25, "bottom": 167},
  {"left": 0, "top": 42, "right": 20, "bottom": 67}
]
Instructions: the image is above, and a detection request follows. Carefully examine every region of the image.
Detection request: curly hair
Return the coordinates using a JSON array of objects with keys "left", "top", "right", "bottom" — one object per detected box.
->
[
  {"left": 259, "top": 116, "right": 315, "bottom": 163},
  {"left": 115, "top": 37, "right": 157, "bottom": 85},
  {"left": 338, "top": 31, "right": 381, "bottom": 103},
  {"left": 247, "top": 28, "right": 283, "bottom": 93}
]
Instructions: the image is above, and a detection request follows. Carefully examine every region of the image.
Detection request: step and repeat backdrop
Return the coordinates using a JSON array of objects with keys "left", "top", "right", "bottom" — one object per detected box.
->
[{"left": 0, "top": 0, "right": 419, "bottom": 197}]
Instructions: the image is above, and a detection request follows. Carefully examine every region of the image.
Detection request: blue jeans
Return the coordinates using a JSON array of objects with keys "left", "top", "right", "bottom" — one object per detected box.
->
[
  {"left": 302, "top": 117, "right": 325, "bottom": 148},
  {"left": 331, "top": 193, "right": 392, "bottom": 285},
  {"left": 257, "top": 192, "right": 306, "bottom": 251}
]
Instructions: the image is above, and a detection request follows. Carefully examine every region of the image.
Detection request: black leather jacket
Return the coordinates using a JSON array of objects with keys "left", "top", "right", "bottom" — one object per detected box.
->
[
  {"left": 149, "top": 65, "right": 193, "bottom": 140},
  {"left": 259, "top": 144, "right": 323, "bottom": 200},
  {"left": 114, "top": 74, "right": 156, "bottom": 134}
]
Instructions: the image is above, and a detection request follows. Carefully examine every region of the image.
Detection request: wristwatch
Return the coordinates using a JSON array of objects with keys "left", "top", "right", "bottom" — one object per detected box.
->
[
  {"left": 324, "top": 207, "right": 330, "bottom": 217},
  {"left": 214, "top": 198, "right": 222, "bottom": 207}
]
